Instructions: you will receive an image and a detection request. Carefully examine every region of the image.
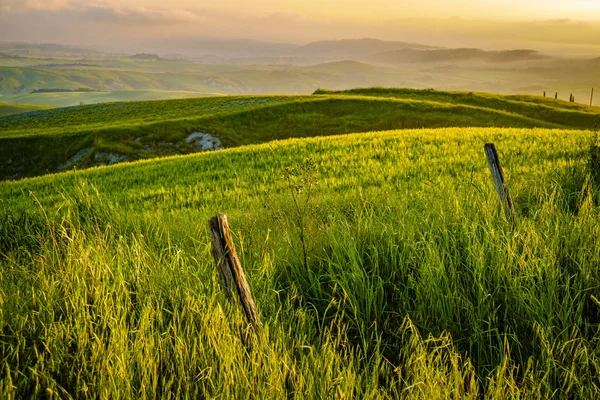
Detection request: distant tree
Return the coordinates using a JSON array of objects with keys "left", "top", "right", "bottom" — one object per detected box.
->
[
  {"left": 543, "top": 91, "right": 546, "bottom": 97},
  {"left": 555, "top": 92, "right": 558, "bottom": 99}
]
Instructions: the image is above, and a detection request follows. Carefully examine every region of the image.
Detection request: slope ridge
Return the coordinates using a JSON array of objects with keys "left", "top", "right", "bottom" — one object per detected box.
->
[{"left": 2, "top": 89, "right": 598, "bottom": 181}]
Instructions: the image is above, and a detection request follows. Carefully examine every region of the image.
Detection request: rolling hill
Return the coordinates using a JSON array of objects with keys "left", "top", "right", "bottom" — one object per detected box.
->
[
  {"left": 0, "top": 101, "right": 52, "bottom": 116},
  {"left": 1, "top": 124, "right": 598, "bottom": 397},
  {"left": 368, "top": 48, "right": 549, "bottom": 65},
  {"left": 297, "top": 38, "right": 438, "bottom": 58},
  {"left": 0, "top": 62, "right": 416, "bottom": 105},
  {"left": 2, "top": 44, "right": 600, "bottom": 109},
  {"left": 4, "top": 90, "right": 224, "bottom": 108},
  {"left": 2, "top": 37, "right": 600, "bottom": 399},
  {"left": 2, "top": 88, "right": 600, "bottom": 181}
]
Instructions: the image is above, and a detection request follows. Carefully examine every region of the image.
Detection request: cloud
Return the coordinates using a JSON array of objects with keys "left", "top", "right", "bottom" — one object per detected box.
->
[
  {"left": 24, "top": 0, "right": 71, "bottom": 10},
  {"left": 1, "top": 1, "right": 209, "bottom": 23},
  {"left": 1, "top": 1, "right": 600, "bottom": 56},
  {"left": 70, "top": 5, "right": 209, "bottom": 24},
  {"left": 0, "top": 2, "right": 205, "bottom": 47},
  {"left": 381, "top": 17, "right": 600, "bottom": 48}
]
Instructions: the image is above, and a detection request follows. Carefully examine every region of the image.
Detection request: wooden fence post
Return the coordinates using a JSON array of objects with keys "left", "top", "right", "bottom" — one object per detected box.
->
[
  {"left": 209, "top": 214, "right": 262, "bottom": 332},
  {"left": 591, "top": 88, "right": 595, "bottom": 107},
  {"left": 484, "top": 143, "right": 514, "bottom": 223}
]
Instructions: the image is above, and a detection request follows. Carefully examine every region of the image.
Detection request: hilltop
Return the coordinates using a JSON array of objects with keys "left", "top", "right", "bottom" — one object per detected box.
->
[
  {"left": 297, "top": 38, "right": 438, "bottom": 58},
  {"left": 2, "top": 88, "right": 599, "bottom": 181},
  {"left": 368, "top": 48, "right": 549, "bottom": 65}
]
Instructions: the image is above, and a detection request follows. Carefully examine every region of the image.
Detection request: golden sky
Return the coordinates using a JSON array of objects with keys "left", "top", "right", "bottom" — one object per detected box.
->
[
  {"left": 6, "top": 0, "right": 600, "bottom": 19},
  {"left": 209, "top": 0, "right": 600, "bottom": 19},
  {"left": 1, "top": 0, "right": 600, "bottom": 53}
]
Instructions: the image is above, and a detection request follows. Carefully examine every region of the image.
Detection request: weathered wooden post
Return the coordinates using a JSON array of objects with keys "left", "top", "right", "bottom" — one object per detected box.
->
[
  {"left": 555, "top": 92, "right": 558, "bottom": 100},
  {"left": 484, "top": 143, "right": 514, "bottom": 223},
  {"left": 209, "top": 214, "right": 262, "bottom": 332},
  {"left": 591, "top": 88, "right": 595, "bottom": 107}
]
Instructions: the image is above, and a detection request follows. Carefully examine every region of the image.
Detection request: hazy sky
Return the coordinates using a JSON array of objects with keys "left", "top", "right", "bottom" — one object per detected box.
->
[
  {"left": 1, "top": 0, "right": 600, "bottom": 54},
  {"left": 3, "top": 0, "right": 600, "bottom": 19}
]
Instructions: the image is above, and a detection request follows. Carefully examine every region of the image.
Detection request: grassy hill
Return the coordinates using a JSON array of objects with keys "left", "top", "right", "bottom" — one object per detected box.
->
[
  {"left": 0, "top": 61, "right": 412, "bottom": 99},
  {"left": 3, "top": 90, "right": 225, "bottom": 107},
  {"left": 0, "top": 101, "right": 52, "bottom": 116},
  {"left": 1, "top": 88, "right": 600, "bottom": 181},
  {"left": 1, "top": 126, "right": 598, "bottom": 397},
  {"left": 368, "top": 48, "right": 548, "bottom": 65},
  {"left": 0, "top": 66, "right": 220, "bottom": 95},
  {"left": 316, "top": 87, "right": 600, "bottom": 126},
  {"left": 298, "top": 38, "right": 437, "bottom": 58},
  {"left": 2, "top": 51, "right": 600, "bottom": 108}
]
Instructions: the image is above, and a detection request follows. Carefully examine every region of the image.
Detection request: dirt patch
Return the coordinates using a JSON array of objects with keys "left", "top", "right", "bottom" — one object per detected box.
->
[
  {"left": 58, "top": 147, "right": 94, "bottom": 171},
  {"left": 93, "top": 152, "right": 130, "bottom": 166},
  {"left": 186, "top": 132, "right": 223, "bottom": 151}
]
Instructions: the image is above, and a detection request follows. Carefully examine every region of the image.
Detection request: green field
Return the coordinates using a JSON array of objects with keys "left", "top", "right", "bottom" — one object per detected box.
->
[
  {"left": 1, "top": 125, "right": 599, "bottom": 397},
  {"left": 2, "top": 88, "right": 600, "bottom": 181},
  {"left": 3, "top": 90, "right": 224, "bottom": 107},
  {"left": 1, "top": 50, "right": 599, "bottom": 109},
  {"left": 0, "top": 61, "right": 409, "bottom": 107},
  {"left": 0, "top": 101, "right": 52, "bottom": 116}
]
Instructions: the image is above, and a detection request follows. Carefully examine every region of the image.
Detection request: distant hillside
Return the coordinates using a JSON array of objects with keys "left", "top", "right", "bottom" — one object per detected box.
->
[
  {"left": 0, "top": 42, "right": 103, "bottom": 58},
  {"left": 31, "top": 88, "right": 100, "bottom": 94},
  {"left": 1, "top": 88, "right": 599, "bottom": 181},
  {"left": 0, "top": 59, "right": 454, "bottom": 104},
  {"left": 0, "top": 102, "right": 52, "bottom": 116},
  {"left": 0, "top": 66, "right": 228, "bottom": 97},
  {"left": 116, "top": 37, "right": 439, "bottom": 63},
  {"left": 369, "top": 48, "right": 549, "bottom": 65},
  {"left": 2, "top": 40, "right": 599, "bottom": 108},
  {"left": 140, "top": 37, "right": 300, "bottom": 59},
  {"left": 130, "top": 53, "right": 162, "bottom": 61},
  {"left": 0, "top": 63, "right": 408, "bottom": 98},
  {"left": 5, "top": 90, "right": 224, "bottom": 108},
  {"left": 298, "top": 38, "right": 437, "bottom": 58}
]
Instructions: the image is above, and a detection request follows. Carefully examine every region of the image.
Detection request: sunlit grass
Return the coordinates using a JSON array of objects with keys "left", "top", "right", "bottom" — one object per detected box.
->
[
  {"left": 3, "top": 88, "right": 600, "bottom": 181},
  {"left": 1, "top": 127, "right": 599, "bottom": 397}
]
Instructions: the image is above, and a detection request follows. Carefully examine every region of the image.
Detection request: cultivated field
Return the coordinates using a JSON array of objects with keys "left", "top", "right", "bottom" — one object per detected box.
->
[{"left": 1, "top": 126, "right": 599, "bottom": 397}]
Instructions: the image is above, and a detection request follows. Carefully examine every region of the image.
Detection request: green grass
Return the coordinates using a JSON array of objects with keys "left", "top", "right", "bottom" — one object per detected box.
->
[
  {"left": 2, "top": 54, "right": 599, "bottom": 108},
  {"left": 2, "top": 90, "right": 225, "bottom": 108},
  {"left": 2, "top": 48, "right": 600, "bottom": 112},
  {"left": 2, "top": 88, "right": 600, "bottom": 181},
  {"left": 1, "top": 127, "right": 598, "bottom": 398},
  {"left": 316, "top": 87, "right": 600, "bottom": 126},
  {"left": 0, "top": 62, "right": 402, "bottom": 104},
  {"left": 0, "top": 95, "right": 295, "bottom": 137},
  {"left": 0, "top": 102, "right": 52, "bottom": 116},
  {"left": 0, "top": 66, "right": 218, "bottom": 96}
]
